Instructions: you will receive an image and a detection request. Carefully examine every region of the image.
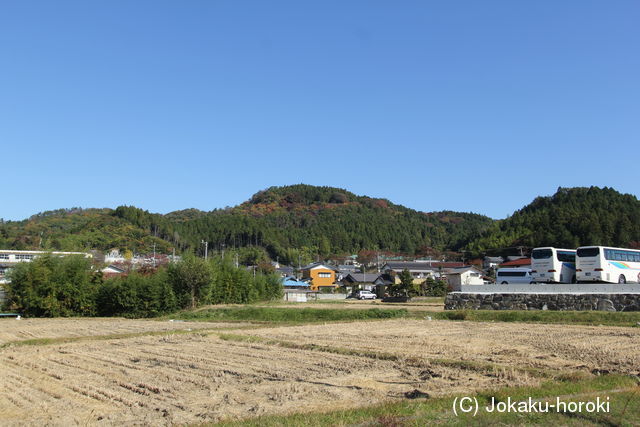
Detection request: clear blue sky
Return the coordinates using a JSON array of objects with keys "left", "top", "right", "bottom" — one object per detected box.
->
[{"left": 2, "top": 1, "right": 639, "bottom": 221}]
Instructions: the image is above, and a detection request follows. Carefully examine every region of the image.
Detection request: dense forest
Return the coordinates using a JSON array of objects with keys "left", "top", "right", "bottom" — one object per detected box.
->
[
  {"left": 465, "top": 187, "right": 640, "bottom": 255},
  {"left": 1, "top": 185, "right": 639, "bottom": 261},
  {"left": 0, "top": 185, "right": 493, "bottom": 263}
]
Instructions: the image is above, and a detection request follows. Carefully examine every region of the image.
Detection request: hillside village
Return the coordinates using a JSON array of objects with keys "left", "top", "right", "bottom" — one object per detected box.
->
[
  {"left": 0, "top": 246, "right": 528, "bottom": 305},
  {"left": 2, "top": 185, "right": 640, "bottom": 310}
]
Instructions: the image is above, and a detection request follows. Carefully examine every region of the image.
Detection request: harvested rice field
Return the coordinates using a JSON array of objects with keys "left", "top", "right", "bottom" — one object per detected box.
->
[
  {"left": 0, "top": 317, "right": 638, "bottom": 425},
  {"left": 246, "top": 319, "right": 640, "bottom": 376},
  {"left": 0, "top": 318, "right": 245, "bottom": 346}
]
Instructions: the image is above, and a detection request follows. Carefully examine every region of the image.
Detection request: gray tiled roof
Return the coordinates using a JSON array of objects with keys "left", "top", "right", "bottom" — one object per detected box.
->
[{"left": 344, "top": 273, "right": 381, "bottom": 283}]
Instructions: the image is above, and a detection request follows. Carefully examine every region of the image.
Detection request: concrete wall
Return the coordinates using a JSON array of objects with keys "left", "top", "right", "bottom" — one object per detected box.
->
[
  {"left": 316, "top": 293, "right": 347, "bottom": 300},
  {"left": 445, "top": 292, "right": 640, "bottom": 311},
  {"left": 283, "top": 293, "right": 347, "bottom": 302}
]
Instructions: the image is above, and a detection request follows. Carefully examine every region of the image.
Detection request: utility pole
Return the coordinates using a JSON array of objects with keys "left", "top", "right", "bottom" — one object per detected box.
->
[{"left": 201, "top": 240, "right": 208, "bottom": 261}]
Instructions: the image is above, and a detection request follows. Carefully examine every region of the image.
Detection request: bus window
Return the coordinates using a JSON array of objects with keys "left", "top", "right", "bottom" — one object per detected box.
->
[
  {"left": 532, "top": 249, "right": 552, "bottom": 259},
  {"left": 557, "top": 251, "right": 576, "bottom": 263},
  {"left": 577, "top": 247, "right": 599, "bottom": 257}
]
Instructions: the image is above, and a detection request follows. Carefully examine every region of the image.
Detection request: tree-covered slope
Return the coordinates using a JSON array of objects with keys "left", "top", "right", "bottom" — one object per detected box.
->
[
  {"left": 465, "top": 187, "right": 640, "bottom": 255},
  {"left": 0, "top": 208, "right": 172, "bottom": 253},
  {"left": 0, "top": 185, "right": 494, "bottom": 261},
  {"left": 5, "top": 185, "right": 637, "bottom": 262},
  {"left": 175, "top": 185, "right": 493, "bottom": 259}
]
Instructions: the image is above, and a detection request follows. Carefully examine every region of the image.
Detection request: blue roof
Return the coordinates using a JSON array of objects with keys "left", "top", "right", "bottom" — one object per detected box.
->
[{"left": 282, "top": 276, "right": 309, "bottom": 287}]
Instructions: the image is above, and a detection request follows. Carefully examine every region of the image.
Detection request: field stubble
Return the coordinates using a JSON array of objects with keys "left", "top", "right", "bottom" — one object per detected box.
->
[
  {"left": 0, "top": 318, "right": 243, "bottom": 346},
  {"left": 0, "top": 317, "right": 638, "bottom": 425}
]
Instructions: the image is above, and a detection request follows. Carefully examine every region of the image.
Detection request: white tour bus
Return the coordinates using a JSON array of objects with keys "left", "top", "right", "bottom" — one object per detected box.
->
[
  {"left": 531, "top": 247, "right": 577, "bottom": 283},
  {"left": 576, "top": 246, "right": 640, "bottom": 284}
]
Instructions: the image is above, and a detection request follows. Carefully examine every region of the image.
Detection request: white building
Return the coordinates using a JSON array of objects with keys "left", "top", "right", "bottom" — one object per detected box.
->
[
  {"left": 445, "top": 266, "right": 485, "bottom": 289},
  {"left": 105, "top": 249, "right": 126, "bottom": 264}
]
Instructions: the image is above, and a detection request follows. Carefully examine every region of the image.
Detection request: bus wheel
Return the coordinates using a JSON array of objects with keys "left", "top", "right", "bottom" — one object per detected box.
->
[
  {"left": 501, "top": 281, "right": 508, "bottom": 285},
  {"left": 618, "top": 275, "right": 626, "bottom": 284}
]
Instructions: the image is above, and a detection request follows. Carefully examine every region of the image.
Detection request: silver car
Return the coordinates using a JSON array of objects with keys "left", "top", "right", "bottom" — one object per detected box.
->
[{"left": 356, "top": 290, "right": 377, "bottom": 300}]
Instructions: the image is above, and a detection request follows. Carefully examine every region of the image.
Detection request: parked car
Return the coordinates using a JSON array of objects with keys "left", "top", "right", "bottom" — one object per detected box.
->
[
  {"left": 496, "top": 268, "right": 534, "bottom": 284},
  {"left": 356, "top": 290, "right": 377, "bottom": 300}
]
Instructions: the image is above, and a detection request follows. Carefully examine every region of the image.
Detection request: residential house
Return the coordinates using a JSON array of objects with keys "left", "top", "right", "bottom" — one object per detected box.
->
[
  {"left": 281, "top": 276, "right": 311, "bottom": 302},
  {"left": 281, "top": 276, "right": 309, "bottom": 289},
  {"left": 301, "top": 262, "right": 338, "bottom": 291},
  {"left": 381, "top": 261, "right": 465, "bottom": 284},
  {"left": 277, "top": 266, "right": 295, "bottom": 277},
  {"left": 340, "top": 273, "right": 381, "bottom": 292},
  {"left": 336, "top": 264, "right": 360, "bottom": 281},
  {"left": 273, "top": 262, "right": 295, "bottom": 277},
  {"left": 444, "top": 266, "right": 485, "bottom": 290},
  {"left": 373, "top": 273, "right": 395, "bottom": 297}
]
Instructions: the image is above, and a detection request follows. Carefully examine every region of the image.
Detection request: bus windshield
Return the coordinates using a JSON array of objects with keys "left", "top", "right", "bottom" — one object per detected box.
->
[
  {"left": 577, "top": 247, "right": 599, "bottom": 257},
  {"left": 532, "top": 249, "right": 552, "bottom": 259}
]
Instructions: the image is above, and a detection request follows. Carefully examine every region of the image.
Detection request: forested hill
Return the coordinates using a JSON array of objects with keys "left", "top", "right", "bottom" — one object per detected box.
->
[
  {"left": 0, "top": 185, "right": 493, "bottom": 263},
  {"left": 161, "top": 185, "right": 494, "bottom": 263},
  {"left": 2, "top": 185, "right": 639, "bottom": 262},
  {"left": 465, "top": 187, "right": 640, "bottom": 255},
  {"left": 0, "top": 208, "right": 174, "bottom": 254}
]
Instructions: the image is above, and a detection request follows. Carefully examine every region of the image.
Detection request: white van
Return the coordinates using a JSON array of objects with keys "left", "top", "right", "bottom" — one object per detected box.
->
[{"left": 496, "top": 268, "right": 534, "bottom": 284}]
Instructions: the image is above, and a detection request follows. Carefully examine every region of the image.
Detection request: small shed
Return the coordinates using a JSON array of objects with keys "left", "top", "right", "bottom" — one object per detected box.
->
[{"left": 445, "top": 266, "right": 485, "bottom": 290}]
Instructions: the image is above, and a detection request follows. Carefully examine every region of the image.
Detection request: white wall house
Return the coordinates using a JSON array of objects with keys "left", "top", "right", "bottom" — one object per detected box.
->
[{"left": 445, "top": 266, "right": 485, "bottom": 289}]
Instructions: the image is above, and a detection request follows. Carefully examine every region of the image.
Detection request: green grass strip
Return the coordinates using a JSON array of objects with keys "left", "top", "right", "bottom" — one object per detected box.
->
[{"left": 174, "top": 306, "right": 409, "bottom": 323}]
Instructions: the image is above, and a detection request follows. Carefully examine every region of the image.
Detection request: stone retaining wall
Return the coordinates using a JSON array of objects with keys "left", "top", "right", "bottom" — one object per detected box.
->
[{"left": 445, "top": 292, "right": 640, "bottom": 311}]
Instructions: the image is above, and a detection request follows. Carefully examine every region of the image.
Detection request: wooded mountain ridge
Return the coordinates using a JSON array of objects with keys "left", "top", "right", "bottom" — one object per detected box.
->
[{"left": 1, "top": 185, "right": 639, "bottom": 262}]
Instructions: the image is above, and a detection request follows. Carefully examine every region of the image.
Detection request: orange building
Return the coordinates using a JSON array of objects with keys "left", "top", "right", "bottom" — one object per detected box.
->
[{"left": 301, "top": 262, "right": 337, "bottom": 291}]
